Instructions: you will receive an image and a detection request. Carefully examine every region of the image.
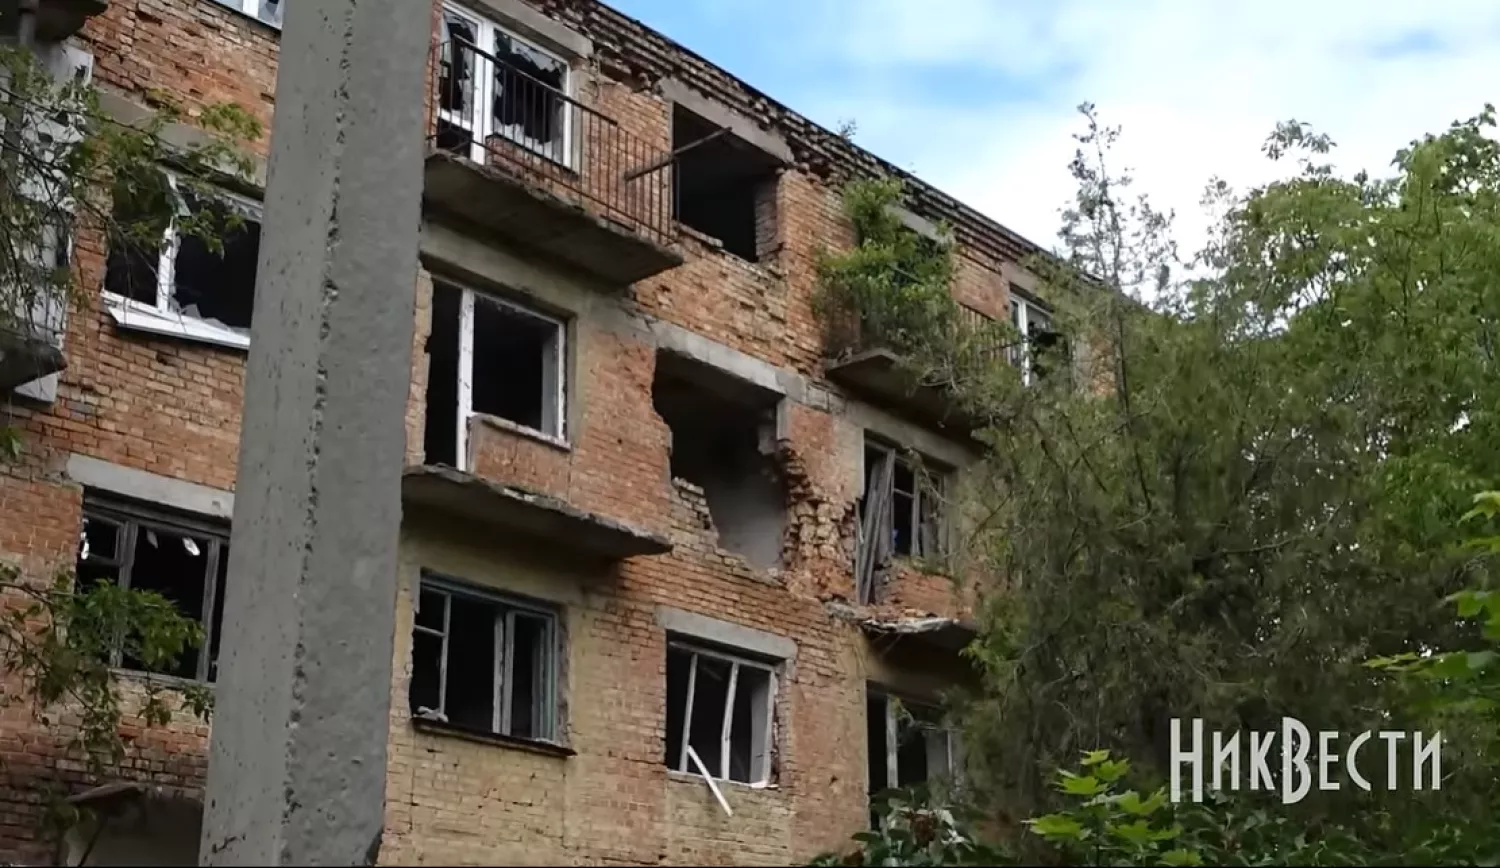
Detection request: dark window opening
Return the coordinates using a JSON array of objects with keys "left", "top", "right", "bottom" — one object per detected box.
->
[
  {"left": 866, "top": 693, "right": 889, "bottom": 829},
  {"left": 103, "top": 173, "right": 262, "bottom": 333},
  {"left": 492, "top": 30, "right": 568, "bottom": 154},
  {"left": 473, "top": 293, "right": 561, "bottom": 435},
  {"left": 665, "top": 643, "right": 775, "bottom": 784},
  {"left": 444, "top": 594, "right": 497, "bottom": 731},
  {"left": 76, "top": 498, "right": 230, "bottom": 682},
  {"left": 439, "top": 12, "right": 477, "bottom": 117},
  {"left": 652, "top": 351, "right": 785, "bottom": 570},
  {"left": 672, "top": 105, "right": 779, "bottom": 263},
  {"left": 172, "top": 192, "right": 261, "bottom": 331},
  {"left": 859, "top": 440, "right": 946, "bottom": 564},
  {"left": 407, "top": 578, "right": 558, "bottom": 742},
  {"left": 867, "top": 690, "right": 956, "bottom": 827},
  {"left": 102, "top": 173, "right": 173, "bottom": 306},
  {"left": 423, "top": 283, "right": 461, "bottom": 467},
  {"left": 423, "top": 284, "right": 566, "bottom": 467}
]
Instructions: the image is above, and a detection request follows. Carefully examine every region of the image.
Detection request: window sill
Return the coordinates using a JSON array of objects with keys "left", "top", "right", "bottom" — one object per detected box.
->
[
  {"left": 666, "top": 769, "right": 779, "bottom": 792},
  {"left": 110, "top": 666, "right": 214, "bottom": 692},
  {"left": 474, "top": 413, "right": 571, "bottom": 453},
  {"left": 411, "top": 717, "right": 575, "bottom": 758},
  {"left": 677, "top": 223, "right": 781, "bottom": 276},
  {"left": 102, "top": 293, "right": 251, "bottom": 352}
]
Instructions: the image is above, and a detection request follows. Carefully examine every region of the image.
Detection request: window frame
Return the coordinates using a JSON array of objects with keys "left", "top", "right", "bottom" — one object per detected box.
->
[
  {"left": 666, "top": 639, "right": 778, "bottom": 786},
  {"left": 77, "top": 495, "right": 230, "bottom": 683},
  {"left": 101, "top": 170, "right": 263, "bottom": 350},
  {"left": 439, "top": 2, "right": 575, "bottom": 168},
  {"left": 410, "top": 573, "right": 562, "bottom": 744},
  {"left": 863, "top": 439, "right": 948, "bottom": 562},
  {"left": 867, "top": 688, "right": 961, "bottom": 803},
  {"left": 206, "top": 0, "right": 284, "bottom": 29},
  {"left": 1008, "top": 289, "right": 1054, "bottom": 387},
  {"left": 453, "top": 285, "right": 569, "bottom": 466}
]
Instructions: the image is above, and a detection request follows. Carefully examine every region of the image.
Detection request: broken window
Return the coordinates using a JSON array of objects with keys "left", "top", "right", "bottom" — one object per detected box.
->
[
  {"left": 408, "top": 575, "right": 559, "bottom": 741},
  {"left": 867, "top": 689, "right": 959, "bottom": 826},
  {"left": 665, "top": 641, "right": 776, "bottom": 785},
  {"left": 1009, "top": 288, "right": 1065, "bottom": 385},
  {"left": 652, "top": 352, "right": 785, "bottom": 570},
  {"left": 424, "top": 282, "right": 566, "bottom": 468},
  {"left": 102, "top": 170, "right": 262, "bottom": 347},
  {"left": 437, "top": 4, "right": 572, "bottom": 165},
  {"left": 856, "top": 439, "right": 948, "bottom": 603},
  {"left": 672, "top": 105, "right": 780, "bottom": 263},
  {"left": 75, "top": 496, "right": 231, "bottom": 682}
]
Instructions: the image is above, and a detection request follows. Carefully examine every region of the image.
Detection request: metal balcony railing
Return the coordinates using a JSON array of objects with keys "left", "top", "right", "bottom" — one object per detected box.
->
[{"left": 430, "top": 38, "right": 675, "bottom": 246}]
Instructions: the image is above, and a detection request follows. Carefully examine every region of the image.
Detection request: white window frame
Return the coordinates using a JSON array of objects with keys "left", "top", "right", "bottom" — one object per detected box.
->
[
  {"left": 454, "top": 287, "right": 568, "bottom": 468},
  {"left": 411, "top": 575, "right": 560, "bottom": 742},
  {"left": 668, "top": 641, "right": 777, "bottom": 787},
  {"left": 869, "top": 690, "right": 961, "bottom": 792},
  {"left": 101, "top": 172, "right": 263, "bottom": 351},
  {"left": 207, "top": 0, "right": 284, "bottom": 28},
  {"left": 440, "top": 2, "right": 575, "bottom": 168},
  {"left": 1009, "top": 291, "right": 1053, "bottom": 387}
]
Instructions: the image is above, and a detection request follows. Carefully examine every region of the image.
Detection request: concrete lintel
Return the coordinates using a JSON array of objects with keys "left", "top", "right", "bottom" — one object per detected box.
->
[
  {"left": 96, "top": 89, "right": 269, "bottom": 191},
  {"left": 661, "top": 78, "right": 793, "bottom": 165},
  {"left": 459, "top": 0, "right": 593, "bottom": 58},
  {"left": 841, "top": 399, "right": 979, "bottom": 470},
  {"left": 66, "top": 454, "right": 234, "bottom": 520},
  {"left": 888, "top": 204, "right": 942, "bottom": 242},
  {"left": 638, "top": 316, "right": 791, "bottom": 400},
  {"left": 656, "top": 605, "right": 797, "bottom": 662}
]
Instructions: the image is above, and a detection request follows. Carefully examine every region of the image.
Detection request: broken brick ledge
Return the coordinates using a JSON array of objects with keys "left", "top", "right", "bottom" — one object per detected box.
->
[
  {"left": 826, "top": 602, "right": 980, "bottom": 655},
  {"left": 401, "top": 465, "right": 672, "bottom": 560}
]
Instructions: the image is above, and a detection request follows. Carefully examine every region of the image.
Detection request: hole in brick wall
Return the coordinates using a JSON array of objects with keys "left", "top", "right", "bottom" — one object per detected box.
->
[
  {"left": 672, "top": 105, "right": 780, "bottom": 263},
  {"left": 59, "top": 788, "right": 203, "bottom": 867},
  {"left": 652, "top": 350, "right": 786, "bottom": 570}
]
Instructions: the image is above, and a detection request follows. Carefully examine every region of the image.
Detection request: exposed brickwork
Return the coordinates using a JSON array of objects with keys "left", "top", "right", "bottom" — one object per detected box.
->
[{"left": 0, "top": 0, "right": 1030, "bottom": 862}]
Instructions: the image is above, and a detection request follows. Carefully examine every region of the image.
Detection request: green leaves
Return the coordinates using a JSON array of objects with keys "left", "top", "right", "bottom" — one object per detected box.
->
[{"left": 0, "top": 563, "right": 213, "bottom": 774}]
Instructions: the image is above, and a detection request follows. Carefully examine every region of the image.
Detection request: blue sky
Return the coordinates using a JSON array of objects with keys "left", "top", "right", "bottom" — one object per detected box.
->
[{"left": 609, "top": 0, "right": 1500, "bottom": 255}]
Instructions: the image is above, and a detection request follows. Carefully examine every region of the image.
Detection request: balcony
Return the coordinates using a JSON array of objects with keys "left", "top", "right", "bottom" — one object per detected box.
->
[
  {"left": 402, "top": 465, "right": 672, "bottom": 561},
  {"left": 0, "top": 322, "right": 65, "bottom": 393},
  {"left": 824, "top": 305, "right": 1003, "bottom": 436},
  {"left": 424, "top": 39, "right": 683, "bottom": 286}
]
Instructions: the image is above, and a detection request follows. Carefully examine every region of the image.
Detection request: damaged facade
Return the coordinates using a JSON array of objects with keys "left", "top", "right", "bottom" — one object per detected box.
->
[{"left": 0, "top": 0, "right": 1057, "bottom": 864}]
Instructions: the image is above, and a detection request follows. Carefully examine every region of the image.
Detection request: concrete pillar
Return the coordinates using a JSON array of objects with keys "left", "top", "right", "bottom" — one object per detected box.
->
[{"left": 198, "top": 0, "right": 429, "bottom": 864}]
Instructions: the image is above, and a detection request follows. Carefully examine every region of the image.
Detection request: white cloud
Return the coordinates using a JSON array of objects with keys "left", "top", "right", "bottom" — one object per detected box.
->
[{"left": 782, "top": 0, "right": 1500, "bottom": 258}]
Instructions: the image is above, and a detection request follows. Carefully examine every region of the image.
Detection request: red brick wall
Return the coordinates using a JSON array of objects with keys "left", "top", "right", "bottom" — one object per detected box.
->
[{"left": 0, "top": 0, "right": 1002, "bottom": 861}]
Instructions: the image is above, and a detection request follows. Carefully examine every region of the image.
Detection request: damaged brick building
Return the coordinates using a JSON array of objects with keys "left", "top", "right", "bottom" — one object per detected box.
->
[{"left": 0, "top": 0, "right": 1062, "bottom": 863}]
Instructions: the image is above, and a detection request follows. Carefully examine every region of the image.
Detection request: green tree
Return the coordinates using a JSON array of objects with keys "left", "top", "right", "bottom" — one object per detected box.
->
[
  {"left": 0, "top": 39, "right": 257, "bottom": 830},
  {"left": 955, "top": 102, "right": 1500, "bottom": 823},
  {"left": 816, "top": 101, "right": 1500, "bottom": 858}
]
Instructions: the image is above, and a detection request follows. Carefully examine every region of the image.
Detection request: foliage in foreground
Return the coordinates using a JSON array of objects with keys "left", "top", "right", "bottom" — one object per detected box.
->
[
  {"left": 812, "top": 92, "right": 1500, "bottom": 863},
  {"left": 0, "top": 40, "right": 256, "bottom": 836},
  {"left": 816, "top": 493, "right": 1500, "bottom": 865}
]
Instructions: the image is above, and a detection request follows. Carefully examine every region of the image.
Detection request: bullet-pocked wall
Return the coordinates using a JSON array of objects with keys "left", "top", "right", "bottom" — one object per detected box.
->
[{"left": 0, "top": 0, "right": 1033, "bottom": 863}]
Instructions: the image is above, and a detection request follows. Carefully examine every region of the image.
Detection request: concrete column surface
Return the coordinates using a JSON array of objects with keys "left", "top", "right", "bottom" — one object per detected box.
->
[{"left": 198, "top": 0, "right": 429, "bottom": 864}]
